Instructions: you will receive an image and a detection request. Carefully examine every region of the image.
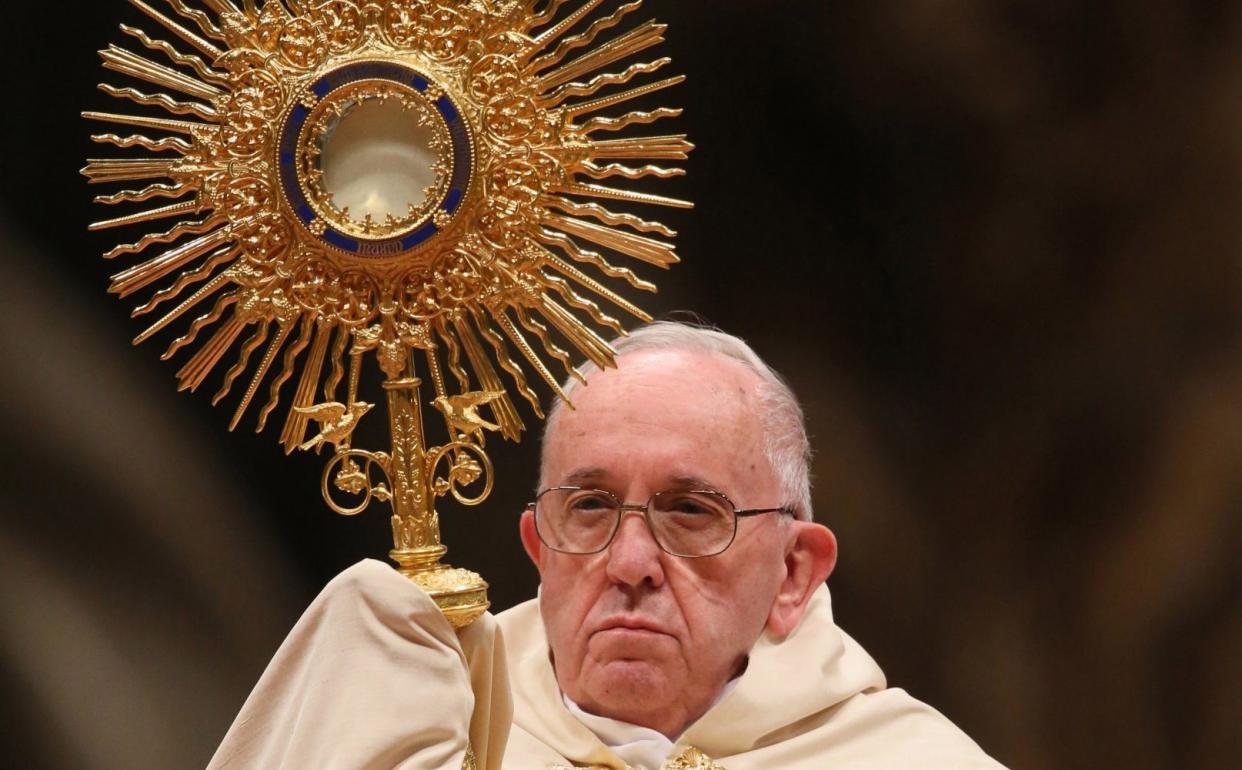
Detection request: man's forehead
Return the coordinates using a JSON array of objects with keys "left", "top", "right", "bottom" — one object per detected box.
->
[
  {"left": 549, "top": 352, "right": 755, "bottom": 434},
  {"left": 537, "top": 347, "right": 782, "bottom": 507},
  {"left": 552, "top": 349, "right": 763, "bottom": 425},
  {"left": 541, "top": 348, "right": 770, "bottom": 478},
  {"left": 579, "top": 348, "right": 759, "bottom": 397}
]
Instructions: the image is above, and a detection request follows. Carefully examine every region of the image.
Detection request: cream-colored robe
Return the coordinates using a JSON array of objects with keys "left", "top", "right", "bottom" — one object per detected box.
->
[
  {"left": 208, "top": 561, "right": 511, "bottom": 770},
  {"left": 209, "top": 561, "right": 1004, "bottom": 769},
  {"left": 500, "top": 587, "right": 1004, "bottom": 769}
]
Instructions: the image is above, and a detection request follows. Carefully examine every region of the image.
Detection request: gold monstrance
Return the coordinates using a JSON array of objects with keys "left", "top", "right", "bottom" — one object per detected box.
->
[{"left": 82, "top": 0, "right": 690, "bottom": 628}]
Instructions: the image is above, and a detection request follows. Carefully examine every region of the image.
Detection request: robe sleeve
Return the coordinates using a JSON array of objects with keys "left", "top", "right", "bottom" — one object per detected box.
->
[{"left": 207, "top": 559, "right": 511, "bottom": 770}]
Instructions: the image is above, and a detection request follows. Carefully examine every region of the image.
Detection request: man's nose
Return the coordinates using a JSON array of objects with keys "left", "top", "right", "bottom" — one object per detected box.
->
[{"left": 605, "top": 510, "right": 666, "bottom": 588}]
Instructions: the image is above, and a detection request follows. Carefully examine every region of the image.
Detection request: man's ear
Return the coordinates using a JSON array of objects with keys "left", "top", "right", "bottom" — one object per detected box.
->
[
  {"left": 519, "top": 508, "right": 543, "bottom": 570},
  {"left": 766, "top": 522, "right": 837, "bottom": 638}
]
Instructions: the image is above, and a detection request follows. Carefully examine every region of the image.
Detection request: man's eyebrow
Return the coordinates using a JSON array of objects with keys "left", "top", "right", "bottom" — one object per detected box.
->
[
  {"left": 562, "top": 467, "right": 609, "bottom": 484},
  {"left": 667, "top": 473, "right": 724, "bottom": 492},
  {"left": 559, "top": 468, "right": 727, "bottom": 493}
]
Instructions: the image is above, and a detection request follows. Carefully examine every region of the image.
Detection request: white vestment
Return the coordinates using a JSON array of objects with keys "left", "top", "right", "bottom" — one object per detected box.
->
[
  {"left": 209, "top": 561, "right": 1005, "bottom": 769},
  {"left": 499, "top": 586, "right": 1003, "bottom": 769}
]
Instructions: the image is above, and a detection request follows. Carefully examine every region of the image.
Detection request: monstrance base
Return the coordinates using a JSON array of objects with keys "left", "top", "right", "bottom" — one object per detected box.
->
[{"left": 392, "top": 548, "right": 489, "bottom": 629}]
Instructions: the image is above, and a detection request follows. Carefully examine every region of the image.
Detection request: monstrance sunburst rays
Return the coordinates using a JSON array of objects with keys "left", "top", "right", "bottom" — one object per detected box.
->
[{"left": 82, "top": 0, "right": 691, "bottom": 627}]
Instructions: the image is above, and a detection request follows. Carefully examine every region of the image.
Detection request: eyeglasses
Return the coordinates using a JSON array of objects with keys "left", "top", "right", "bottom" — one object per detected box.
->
[{"left": 527, "top": 486, "right": 794, "bottom": 558}]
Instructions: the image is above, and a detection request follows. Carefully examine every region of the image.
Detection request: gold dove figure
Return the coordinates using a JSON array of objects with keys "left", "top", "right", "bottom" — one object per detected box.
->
[
  {"left": 83, "top": 0, "right": 690, "bottom": 631},
  {"left": 433, "top": 391, "right": 504, "bottom": 440},
  {"left": 296, "top": 402, "right": 374, "bottom": 453}
]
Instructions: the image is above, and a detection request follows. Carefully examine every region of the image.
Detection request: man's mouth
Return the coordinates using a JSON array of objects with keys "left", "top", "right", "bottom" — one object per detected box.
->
[{"left": 593, "top": 617, "right": 672, "bottom": 637}]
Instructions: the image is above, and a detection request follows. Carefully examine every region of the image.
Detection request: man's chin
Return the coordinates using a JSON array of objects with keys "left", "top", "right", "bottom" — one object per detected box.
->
[{"left": 581, "top": 659, "right": 680, "bottom": 714}]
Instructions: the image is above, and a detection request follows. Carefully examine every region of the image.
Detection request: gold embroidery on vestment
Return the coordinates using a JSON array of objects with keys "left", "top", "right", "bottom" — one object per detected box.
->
[{"left": 551, "top": 745, "right": 726, "bottom": 770}]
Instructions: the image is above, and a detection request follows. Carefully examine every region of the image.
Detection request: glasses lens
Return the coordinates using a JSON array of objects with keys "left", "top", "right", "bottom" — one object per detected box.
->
[
  {"left": 536, "top": 488, "right": 619, "bottom": 553},
  {"left": 649, "top": 490, "right": 736, "bottom": 557}
]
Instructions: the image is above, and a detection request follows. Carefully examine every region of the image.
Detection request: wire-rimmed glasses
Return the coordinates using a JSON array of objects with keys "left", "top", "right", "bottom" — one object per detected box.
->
[{"left": 527, "top": 486, "right": 794, "bottom": 558}]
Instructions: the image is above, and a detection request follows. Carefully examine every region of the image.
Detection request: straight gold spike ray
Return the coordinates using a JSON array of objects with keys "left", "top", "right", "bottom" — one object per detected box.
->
[
  {"left": 528, "top": 0, "right": 640, "bottom": 74},
  {"left": 126, "top": 0, "right": 224, "bottom": 60},
  {"left": 109, "top": 227, "right": 232, "bottom": 298},
  {"left": 99, "top": 45, "right": 223, "bottom": 101},
  {"left": 537, "top": 296, "right": 616, "bottom": 371},
  {"left": 423, "top": 344, "right": 450, "bottom": 402},
  {"left": 542, "top": 273, "right": 628, "bottom": 336},
  {"left": 104, "top": 215, "right": 226, "bottom": 259},
  {"left": 257, "top": 314, "right": 314, "bottom": 433},
  {"left": 163, "top": 0, "right": 227, "bottom": 41},
  {"left": 526, "top": 0, "right": 574, "bottom": 30},
  {"left": 82, "top": 111, "right": 205, "bottom": 136},
  {"left": 134, "top": 270, "right": 230, "bottom": 344},
  {"left": 119, "top": 23, "right": 228, "bottom": 86},
  {"left": 471, "top": 307, "right": 545, "bottom": 418},
  {"left": 543, "top": 215, "right": 679, "bottom": 267},
  {"left": 214, "top": 320, "right": 269, "bottom": 405},
  {"left": 322, "top": 326, "right": 348, "bottom": 403},
  {"left": 437, "top": 320, "right": 473, "bottom": 393},
  {"left": 560, "top": 181, "right": 693, "bottom": 209},
  {"left": 161, "top": 291, "right": 236, "bottom": 361},
  {"left": 491, "top": 307, "right": 572, "bottom": 403},
  {"left": 200, "top": 0, "right": 243, "bottom": 17},
  {"left": 585, "top": 134, "right": 694, "bottom": 160},
  {"left": 81, "top": 157, "right": 180, "bottom": 185},
  {"left": 538, "top": 20, "right": 667, "bottom": 90},
  {"left": 539, "top": 249, "right": 654, "bottom": 322},
  {"left": 282, "top": 320, "right": 332, "bottom": 453},
  {"left": 450, "top": 316, "right": 526, "bottom": 441},
  {"left": 514, "top": 306, "right": 585, "bottom": 384},
  {"left": 133, "top": 246, "right": 237, "bottom": 317},
  {"left": 176, "top": 314, "right": 245, "bottom": 392},
  {"left": 89, "top": 199, "right": 200, "bottom": 230},
  {"left": 231, "top": 318, "right": 295, "bottom": 431},
  {"left": 535, "top": 227, "right": 659, "bottom": 292},
  {"left": 530, "top": 0, "right": 604, "bottom": 50},
  {"left": 564, "top": 75, "right": 687, "bottom": 117},
  {"left": 345, "top": 349, "right": 362, "bottom": 405}
]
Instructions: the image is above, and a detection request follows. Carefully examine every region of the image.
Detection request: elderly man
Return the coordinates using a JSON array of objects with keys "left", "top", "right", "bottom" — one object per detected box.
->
[{"left": 210, "top": 322, "right": 1003, "bottom": 769}]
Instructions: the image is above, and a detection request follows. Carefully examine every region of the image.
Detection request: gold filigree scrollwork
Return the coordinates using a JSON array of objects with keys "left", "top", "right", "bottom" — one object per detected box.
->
[
  {"left": 321, "top": 447, "right": 389, "bottom": 515},
  {"left": 85, "top": 0, "right": 691, "bottom": 628},
  {"left": 551, "top": 746, "right": 728, "bottom": 770},
  {"left": 429, "top": 436, "right": 495, "bottom": 505}
]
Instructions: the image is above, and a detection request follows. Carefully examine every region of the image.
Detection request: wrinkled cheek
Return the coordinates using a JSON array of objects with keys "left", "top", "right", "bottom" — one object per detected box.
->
[{"left": 539, "top": 596, "right": 584, "bottom": 673}]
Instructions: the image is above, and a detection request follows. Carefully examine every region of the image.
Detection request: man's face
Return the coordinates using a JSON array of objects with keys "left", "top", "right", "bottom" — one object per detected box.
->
[{"left": 521, "top": 349, "right": 794, "bottom": 737}]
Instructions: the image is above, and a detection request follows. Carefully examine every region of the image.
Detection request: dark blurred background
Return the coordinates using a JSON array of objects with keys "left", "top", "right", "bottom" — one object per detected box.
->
[{"left": 2, "top": 1, "right": 1240, "bottom": 768}]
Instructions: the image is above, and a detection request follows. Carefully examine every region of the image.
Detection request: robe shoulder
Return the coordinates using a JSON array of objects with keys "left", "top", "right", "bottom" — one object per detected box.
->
[{"left": 495, "top": 589, "right": 1007, "bottom": 769}]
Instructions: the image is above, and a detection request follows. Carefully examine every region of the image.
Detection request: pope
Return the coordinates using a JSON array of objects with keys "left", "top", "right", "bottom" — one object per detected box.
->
[{"left": 209, "top": 322, "right": 1005, "bottom": 770}]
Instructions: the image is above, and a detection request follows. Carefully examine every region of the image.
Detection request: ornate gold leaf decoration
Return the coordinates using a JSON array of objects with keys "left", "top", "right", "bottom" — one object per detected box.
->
[
  {"left": 550, "top": 746, "right": 726, "bottom": 770},
  {"left": 661, "top": 747, "right": 727, "bottom": 770},
  {"left": 83, "top": 0, "right": 690, "bottom": 626}
]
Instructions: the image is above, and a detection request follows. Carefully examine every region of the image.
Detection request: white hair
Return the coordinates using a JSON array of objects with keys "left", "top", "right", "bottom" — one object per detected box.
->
[{"left": 540, "top": 320, "right": 814, "bottom": 521}]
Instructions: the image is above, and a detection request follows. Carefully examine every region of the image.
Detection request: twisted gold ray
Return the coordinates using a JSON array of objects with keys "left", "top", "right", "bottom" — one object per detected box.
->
[
  {"left": 84, "top": 0, "right": 692, "bottom": 628},
  {"left": 118, "top": 22, "right": 227, "bottom": 84}
]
